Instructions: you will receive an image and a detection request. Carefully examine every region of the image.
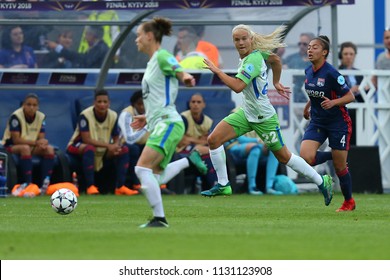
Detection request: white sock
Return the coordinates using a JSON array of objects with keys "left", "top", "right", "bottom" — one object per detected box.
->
[
  {"left": 134, "top": 166, "right": 165, "bottom": 217},
  {"left": 159, "top": 158, "right": 189, "bottom": 184},
  {"left": 286, "top": 153, "right": 323, "bottom": 186},
  {"left": 210, "top": 145, "right": 229, "bottom": 186}
]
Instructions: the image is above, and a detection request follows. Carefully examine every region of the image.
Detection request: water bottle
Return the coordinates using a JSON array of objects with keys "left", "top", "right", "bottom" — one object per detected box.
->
[
  {"left": 72, "top": 172, "right": 79, "bottom": 188},
  {"left": 41, "top": 176, "right": 50, "bottom": 196},
  {"left": 0, "top": 175, "right": 7, "bottom": 198}
]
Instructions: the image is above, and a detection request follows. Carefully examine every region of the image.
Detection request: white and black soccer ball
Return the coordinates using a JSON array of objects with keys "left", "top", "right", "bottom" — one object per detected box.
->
[{"left": 50, "top": 188, "right": 78, "bottom": 215}]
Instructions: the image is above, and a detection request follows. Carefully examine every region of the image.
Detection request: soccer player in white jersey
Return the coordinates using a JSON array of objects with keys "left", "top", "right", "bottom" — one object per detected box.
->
[
  {"left": 133, "top": 17, "right": 207, "bottom": 228},
  {"left": 201, "top": 24, "right": 334, "bottom": 207}
]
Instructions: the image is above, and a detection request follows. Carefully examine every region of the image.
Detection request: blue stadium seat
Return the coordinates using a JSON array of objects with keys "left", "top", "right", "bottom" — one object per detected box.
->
[
  {"left": 38, "top": 98, "right": 76, "bottom": 152},
  {"left": 0, "top": 95, "right": 21, "bottom": 139}
]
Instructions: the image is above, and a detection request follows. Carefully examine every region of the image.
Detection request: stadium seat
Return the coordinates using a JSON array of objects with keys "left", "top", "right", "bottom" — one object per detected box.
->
[
  {"left": 38, "top": 98, "right": 77, "bottom": 152},
  {"left": 0, "top": 95, "right": 22, "bottom": 138}
]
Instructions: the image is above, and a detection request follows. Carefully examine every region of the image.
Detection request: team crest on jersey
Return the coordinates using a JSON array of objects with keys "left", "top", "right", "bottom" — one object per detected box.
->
[
  {"left": 317, "top": 78, "right": 325, "bottom": 87},
  {"left": 168, "top": 57, "right": 180, "bottom": 70},
  {"left": 337, "top": 75, "right": 346, "bottom": 85},
  {"left": 245, "top": 63, "right": 254, "bottom": 73},
  {"left": 11, "top": 119, "right": 19, "bottom": 128},
  {"left": 80, "top": 119, "right": 87, "bottom": 128}
]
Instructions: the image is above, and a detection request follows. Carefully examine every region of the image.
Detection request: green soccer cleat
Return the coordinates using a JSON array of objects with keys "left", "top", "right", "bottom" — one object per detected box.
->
[
  {"left": 188, "top": 149, "right": 208, "bottom": 175},
  {"left": 139, "top": 217, "right": 169, "bottom": 228},
  {"left": 320, "top": 174, "right": 334, "bottom": 206},
  {"left": 201, "top": 183, "right": 232, "bottom": 197}
]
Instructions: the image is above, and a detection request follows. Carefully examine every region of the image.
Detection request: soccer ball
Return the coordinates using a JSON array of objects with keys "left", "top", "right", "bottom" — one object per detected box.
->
[{"left": 50, "top": 188, "right": 78, "bottom": 215}]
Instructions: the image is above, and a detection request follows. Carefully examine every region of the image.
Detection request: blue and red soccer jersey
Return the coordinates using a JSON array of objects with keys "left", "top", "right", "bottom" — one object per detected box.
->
[{"left": 303, "top": 61, "right": 352, "bottom": 150}]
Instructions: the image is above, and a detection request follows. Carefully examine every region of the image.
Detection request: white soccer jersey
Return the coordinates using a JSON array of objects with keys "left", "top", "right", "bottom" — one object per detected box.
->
[
  {"left": 235, "top": 50, "right": 276, "bottom": 123},
  {"left": 141, "top": 49, "right": 183, "bottom": 131}
]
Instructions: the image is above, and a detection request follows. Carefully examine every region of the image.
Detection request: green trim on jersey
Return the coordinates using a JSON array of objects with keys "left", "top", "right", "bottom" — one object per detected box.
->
[
  {"left": 146, "top": 120, "right": 185, "bottom": 169},
  {"left": 224, "top": 108, "right": 285, "bottom": 151},
  {"left": 157, "top": 49, "right": 183, "bottom": 76}
]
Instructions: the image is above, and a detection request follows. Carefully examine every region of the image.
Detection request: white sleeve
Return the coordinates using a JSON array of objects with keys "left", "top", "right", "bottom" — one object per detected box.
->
[{"left": 118, "top": 111, "right": 147, "bottom": 145}]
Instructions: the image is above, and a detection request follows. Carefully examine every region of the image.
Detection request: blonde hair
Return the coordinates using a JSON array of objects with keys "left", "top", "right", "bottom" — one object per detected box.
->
[{"left": 232, "top": 24, "right": 287, "bottom": 52}]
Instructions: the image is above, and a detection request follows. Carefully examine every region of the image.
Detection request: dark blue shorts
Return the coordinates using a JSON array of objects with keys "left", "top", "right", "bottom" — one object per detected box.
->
[{"left": 302, "top": 121, "right": 352, "bottom": 150}]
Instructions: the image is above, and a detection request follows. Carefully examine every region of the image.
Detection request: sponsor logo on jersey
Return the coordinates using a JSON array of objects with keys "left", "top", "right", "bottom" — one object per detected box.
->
[{"left": 306, "top": 89, "right": 325, "bottom": 98}]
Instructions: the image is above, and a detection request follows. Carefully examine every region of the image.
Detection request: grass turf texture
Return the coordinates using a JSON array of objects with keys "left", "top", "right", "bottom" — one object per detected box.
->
[{"left": 1, "top": 193, "right": 389, "bottom": 260}]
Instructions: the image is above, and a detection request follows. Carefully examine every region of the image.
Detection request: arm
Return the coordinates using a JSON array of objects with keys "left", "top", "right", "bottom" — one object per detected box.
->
[
  {"left": 118, "top": 110, "right": 148, "bottom": 145},
  {"left": 203, "top": 58, "right": 246, "bottom": 93},
  {"left": 320, "top": 91, "right": 355, "bottom": 110},
  {"left": 303, "top": 100, "right": 311, "bottom": 120},
  {"left": 176, "top": 71, "right": 196, "bottom": 87},
  {"left": 265, "top": 53, "right": 291, "bottom": 99}
]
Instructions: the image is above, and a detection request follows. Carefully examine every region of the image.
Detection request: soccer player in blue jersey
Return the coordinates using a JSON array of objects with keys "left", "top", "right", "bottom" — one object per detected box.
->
[
  {"left": 201, "top": 24, "right": 333, "bottom": 206},
  {"left": 132, "top": 17, "right": 207, "bottom": 228},
  {"left": 300, "top": 35, "right": 356, "bottom": 212}
]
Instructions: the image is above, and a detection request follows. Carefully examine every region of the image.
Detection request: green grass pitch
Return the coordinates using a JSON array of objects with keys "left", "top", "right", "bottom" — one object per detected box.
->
[{"left": 1, "top": 193, "right": 389, "bottom": 260}]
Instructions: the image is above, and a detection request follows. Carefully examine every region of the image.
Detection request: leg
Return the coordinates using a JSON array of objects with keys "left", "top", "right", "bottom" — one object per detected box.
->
[
  {"left": 273, "top": 146, "right": 334, "bottom": 206},
  {"left": 245, "top": 144, "right": 263, "bottom": 195},
  {"left": 136, "top": 146, "right": 168, "bottom": 227},
  {"left": 113, "top": 145, "right": 138, "bottom": 196},
  {"left": 333, "top": 149, "right": 355, "bottom": 212},
  {"left": 200, "top": 121, "right": 237, "bottom": 197},
  {"left": 33, "top": 144, "right": 55, "bottom": 188},
  {"left": 265, "top": 151, "right": 283, "bottom": 195},
  {"left": 11, "top": 145, "right": 33, "bottom": 184}
]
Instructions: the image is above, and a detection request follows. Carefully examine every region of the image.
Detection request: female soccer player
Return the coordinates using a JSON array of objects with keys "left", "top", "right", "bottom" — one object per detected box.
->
[
  {"left": 132, "top": 17, "right": 207, "bottom": 228},
  {"left": 300, "top": 35, "right": 356, "bottom": 212},
  {"left": 201, "top": 24, "right": 334, "bottom": 206}
]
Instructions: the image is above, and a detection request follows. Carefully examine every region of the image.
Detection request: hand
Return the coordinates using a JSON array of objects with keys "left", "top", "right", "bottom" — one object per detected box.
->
[
  {"left": 46, "top": 40, "right": 58, "bottom": 50},
  {"left": 274, "top": 82, "right": 291, "bottom": 100},
  {"left": 36, "top": 138, "right": 48, "bottom": 150},
  {"left": 203, "top": 58, "right": 219, "bottom": 74},
  {"left": 303, "top": 107, "right": 310, "bottom": 120},
  {"left": 183, "top": 73, "right": 196, "bottom": 87},
  {"left": 131, "top": 115, "right": 146, "bottom": 129},
  {"left": 321, "top": 96, "right": 335, "bottom": 110},
  {"left": 107, "top": 143, "right": 121, "bottom": 156}
]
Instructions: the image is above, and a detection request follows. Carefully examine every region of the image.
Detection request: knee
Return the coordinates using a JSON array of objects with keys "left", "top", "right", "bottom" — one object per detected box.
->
[
  {"left": 120, "top": 145, "right": 129, "bottom": 155},
  {"left": 47, "top": 145, "right": 55, "bottom": 155},
  {"left": 20, "top": 144, "right": 31, "bottom": 155},
  {"left": 299, "top": 150, "right": 315, "bottom": 166},
  {"left": 207, "top": 134, "right": 220, "bottom": 149},
  {"left": 249, "top": 145, "right": 261, "bottom": 157},
  {"left": 83, "top": 144, "right": 96, "bottom": 154}
]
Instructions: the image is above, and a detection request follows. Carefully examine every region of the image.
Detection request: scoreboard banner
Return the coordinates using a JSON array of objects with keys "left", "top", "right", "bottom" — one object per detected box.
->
[{"left": 0, "top": 0, "right": 355, "bottom": 11}]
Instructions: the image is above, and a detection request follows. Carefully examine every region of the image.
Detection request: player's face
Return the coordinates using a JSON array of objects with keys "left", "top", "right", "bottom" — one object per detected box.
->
[
  {"left": 23, "top": 97, "right": 39, "bottom": 118},
  {"left": 307, "top": 40, "right": 327, "bottom": 63},
  {"left": 94, "top": 95, "right": 110, "bottom": 116},
  {"left": 340, "top": 47, "right": 356, "bottom": 68},
  {"left": 135, "top": 25, "right": 148, "bottom": 54},
  {"left": 233, "top": 29, "right": 252, "bottom": 58}
]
